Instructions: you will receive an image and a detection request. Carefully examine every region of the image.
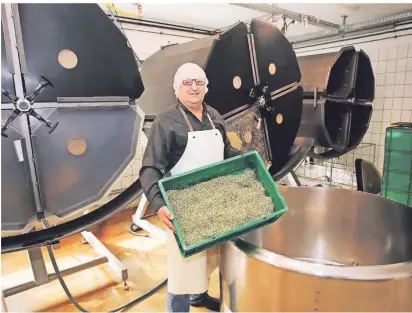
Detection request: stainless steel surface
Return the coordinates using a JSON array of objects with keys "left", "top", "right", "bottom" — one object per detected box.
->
[{"left": 220, "top": 187, "right": 412, "bottom": 311}]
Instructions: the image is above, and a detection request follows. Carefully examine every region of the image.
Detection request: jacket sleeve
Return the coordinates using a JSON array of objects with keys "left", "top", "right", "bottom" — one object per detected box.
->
[{"left": 139, "top": 117, "right": 172, "bottom": 213}]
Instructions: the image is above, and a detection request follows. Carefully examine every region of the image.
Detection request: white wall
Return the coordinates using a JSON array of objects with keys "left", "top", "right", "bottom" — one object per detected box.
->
[
  {"left": 120, "top": 22, "right": 206, "bottom": 60},
  {"left": 295, "top": 32, "right": 412, "bottom": 188}
]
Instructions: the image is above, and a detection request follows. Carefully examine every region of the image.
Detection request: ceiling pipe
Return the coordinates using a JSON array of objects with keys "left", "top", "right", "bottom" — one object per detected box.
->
[
  {"left": 231, "top": 3, "right": 341, "bottom": 29},
  {"left": 288, "top": 10, "right": 412, "bottom": 43}
]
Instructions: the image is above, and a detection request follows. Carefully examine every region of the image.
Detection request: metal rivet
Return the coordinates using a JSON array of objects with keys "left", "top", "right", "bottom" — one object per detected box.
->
[
  {"left": 269, "top": 63, "right": 276, "bottom": 75},
  {"left": 233, "top": 76, "right": 242, "bottom": 89},
  {"left": 276, "top": 113, "right": 283, "bottom": 124},
  {"left": 58, "top": 49, "right": 78, "bottom": 69},
  {"left": 67, "top": 137, "right": 87, "bottom": 156}
]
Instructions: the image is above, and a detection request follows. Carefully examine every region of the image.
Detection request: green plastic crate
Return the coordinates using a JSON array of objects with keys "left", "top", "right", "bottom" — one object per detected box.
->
[
  {"left": 158, "top": 151, "right": 288, "bottom": 258},
  {"left": 381, "top": 123, "right": 412, "bottom": 207}
]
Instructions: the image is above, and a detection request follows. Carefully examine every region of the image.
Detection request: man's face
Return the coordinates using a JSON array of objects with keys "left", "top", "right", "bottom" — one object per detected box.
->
[{"left": 178, "top": 78, "right": 206, "bottom": 107}]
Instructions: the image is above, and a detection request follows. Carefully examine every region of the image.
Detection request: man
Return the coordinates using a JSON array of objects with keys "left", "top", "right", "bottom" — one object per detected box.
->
[{"left": 139, "top": 63, "right": 240, "bottom": 312}]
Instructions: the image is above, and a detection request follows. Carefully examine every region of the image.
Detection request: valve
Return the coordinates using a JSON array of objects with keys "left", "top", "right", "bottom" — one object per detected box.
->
[{"left": 1, "top": 76, "right": 58, "bottom": 138}]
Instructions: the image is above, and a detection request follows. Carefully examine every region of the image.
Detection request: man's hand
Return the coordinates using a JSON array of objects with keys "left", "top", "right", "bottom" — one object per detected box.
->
[{"left": 158, "top": 206, "right": 175, "bottom": 232}]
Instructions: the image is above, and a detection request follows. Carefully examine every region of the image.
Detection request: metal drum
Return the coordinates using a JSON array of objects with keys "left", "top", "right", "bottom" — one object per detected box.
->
[{"left": 220, "top": 187, "right": 412, "bottom": 311}]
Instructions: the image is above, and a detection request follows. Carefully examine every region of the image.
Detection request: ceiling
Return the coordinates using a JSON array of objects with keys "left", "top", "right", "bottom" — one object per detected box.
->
[{"left": 100, "top": 3, "right": 412, "bottom": 38}]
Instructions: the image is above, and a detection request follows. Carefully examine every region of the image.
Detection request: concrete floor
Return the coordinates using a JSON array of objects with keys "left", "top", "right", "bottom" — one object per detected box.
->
[{"left": 1, "top": 208, "right": 219, "bottom": 312}]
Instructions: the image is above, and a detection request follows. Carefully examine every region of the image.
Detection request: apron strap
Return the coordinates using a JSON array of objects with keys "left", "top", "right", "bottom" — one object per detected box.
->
[
  {"left": 206, "top": 113, "right": 216, "bottom": 129},
  {"left": 179, "top": 106, "right": 194, "bottom": 132},
  {"left": 178, "top": 104, "right": 217, "bottom": 131}
]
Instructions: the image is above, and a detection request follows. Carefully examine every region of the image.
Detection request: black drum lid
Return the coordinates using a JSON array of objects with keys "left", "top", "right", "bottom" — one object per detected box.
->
[
  {"left": 249, "top": 19, "right": 303, "bottom": 175},
  {"left": 306, "top": 47, "right": 374, "bottom": 159},
  {"left": 17, "top": 3, "right": 143, "bottom": 102},
  {"left": 326, "top": 46, "right": 358, "bottom": 99},
  {"left": 204, "top": 22, "right": 255, "bottom": 117}
]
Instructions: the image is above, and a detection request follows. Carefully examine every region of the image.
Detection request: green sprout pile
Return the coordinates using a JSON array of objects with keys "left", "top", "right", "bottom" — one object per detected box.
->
[{"left": 166, "top": 169, "right": 274, "bottom": 246}]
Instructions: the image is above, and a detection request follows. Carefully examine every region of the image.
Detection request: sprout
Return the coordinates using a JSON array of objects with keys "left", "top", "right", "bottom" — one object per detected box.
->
[{"left": 167, "top": 169, "right": 274, "bottom": 246}]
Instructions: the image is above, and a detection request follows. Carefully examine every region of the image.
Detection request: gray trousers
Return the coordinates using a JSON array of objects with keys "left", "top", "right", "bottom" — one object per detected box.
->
[{"left": 167, "top": 292, "right": 204, "bottom": 312}]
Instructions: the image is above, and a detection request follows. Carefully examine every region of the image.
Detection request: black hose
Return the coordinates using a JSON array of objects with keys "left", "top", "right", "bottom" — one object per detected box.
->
[{"left": 46, "top": 245, "right": 167, "bottom": 312}]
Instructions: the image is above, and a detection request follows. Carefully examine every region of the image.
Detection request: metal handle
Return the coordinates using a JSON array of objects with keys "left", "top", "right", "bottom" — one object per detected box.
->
[
  {"left": 1, "top": 89, "right": 19, "bottom": 103},
  {"left": 26, "top": 76, "right": 55, "bottom": 102},
  {"left": 1, "top": 76, "right": 58, "bottom": 137}
]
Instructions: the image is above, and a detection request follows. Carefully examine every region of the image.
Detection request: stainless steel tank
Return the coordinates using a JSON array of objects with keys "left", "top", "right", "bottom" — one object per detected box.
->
[{"left": 219, "top": 187, "right": 412, "bottom": 311}]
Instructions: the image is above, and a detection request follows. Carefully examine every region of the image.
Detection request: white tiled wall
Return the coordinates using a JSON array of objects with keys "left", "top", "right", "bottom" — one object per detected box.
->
[{"left": 367, "top": 42, "right": 412, "bottom": 171}]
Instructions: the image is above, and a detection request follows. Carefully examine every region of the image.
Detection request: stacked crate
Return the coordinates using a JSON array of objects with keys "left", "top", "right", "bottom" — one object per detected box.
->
[{"left": 381, "top": 123, "right": 412, "bottom": 206}]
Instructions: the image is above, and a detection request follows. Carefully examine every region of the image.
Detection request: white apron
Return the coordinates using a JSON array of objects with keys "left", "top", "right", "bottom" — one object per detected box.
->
[{"left": 167, "top": 105, "right": 224, "bottom": 295}]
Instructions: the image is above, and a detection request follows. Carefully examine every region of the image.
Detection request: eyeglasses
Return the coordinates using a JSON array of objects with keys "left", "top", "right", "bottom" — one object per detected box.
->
[{"left": 182, "top": 79, "right": 206, "bottom": 86}]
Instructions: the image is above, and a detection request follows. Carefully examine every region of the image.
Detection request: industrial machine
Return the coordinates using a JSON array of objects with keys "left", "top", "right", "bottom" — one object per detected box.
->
[
  {"left": 1, "top": 3, "right": 147, "bottom": 306},
  {"left": 297, "top": 48, "right": 374, "bottom": 160},
  {"left": 1, "top": 3, "right": 144, "bottom": 250},
  {"left": 220, "top": 187, "right": 412, "bottom": 311},
  {"left": 139, "top": 19, "right": 304, "bottom": 178}
]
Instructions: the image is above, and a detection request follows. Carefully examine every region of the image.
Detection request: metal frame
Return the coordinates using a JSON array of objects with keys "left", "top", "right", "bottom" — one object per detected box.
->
[
  {"left": 289, "top": 10, "right": 412, "bottom": 44},
  {"left": 1, "top": 5, "right": 133, "bottom": 305},
  {"left": 231, "top": 4, "right": 412, "bottom": 47},
  {"left": 2, "top": 229, "right": 129, "bottom": 303},
  {"left": 3, "top": 4, "right": 44, "bottom": 214},
  {"left": 296, "top": 143, "right": 377, "bottom": 190},
  {"left": 131, "top": 194, "right": 167, "bottom": 242},
  {"left": 2, "top": 247, "right": 111, "bottom": 298},
  {"left": 81, "top": 231, "right": 129, "bottom": 286},
  {"left": 285, "top": 171, "right": 302, "bottom": 187},
  {"left": 232, "top": 3, "right": 341, "bottom": 29}
]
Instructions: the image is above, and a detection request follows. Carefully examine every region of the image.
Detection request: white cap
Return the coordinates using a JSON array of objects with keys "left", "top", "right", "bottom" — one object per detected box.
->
[{"left": 173, "top": 63, "right": 209, "bottom": 97}]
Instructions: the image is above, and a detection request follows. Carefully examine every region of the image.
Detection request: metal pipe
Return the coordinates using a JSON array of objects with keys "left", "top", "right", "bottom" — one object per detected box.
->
[
  {"left": 108, "top": 15, "right": 216, "bottom": 36},
  {"left": 295, "top": 28, "right": 412, "bottom": 55},
  {"left": 289, "top": 10, "right": 412, "bottom": 43},
  {"left": 231, "top": 3, "right": 341, "bottom": 29},
  {"left": 121, "top": 26, "right": 200, "bottom": 40}
]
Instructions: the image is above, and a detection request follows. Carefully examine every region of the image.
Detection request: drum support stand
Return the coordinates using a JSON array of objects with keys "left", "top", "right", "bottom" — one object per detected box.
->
[
  {"left": 131, "top": 194, "right": 167, "bottom": 242},
  {"left": 2, "top": 222, "right": 129, "bottom": 308}
]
